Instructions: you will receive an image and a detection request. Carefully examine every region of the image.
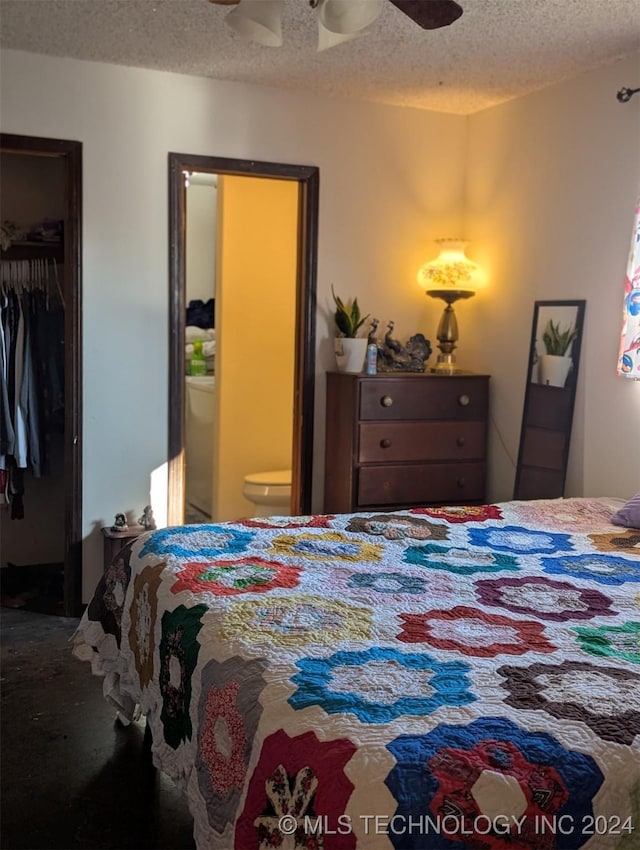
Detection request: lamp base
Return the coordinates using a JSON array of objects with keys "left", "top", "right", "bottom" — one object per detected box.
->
[
  {"left": 431, "top": 353, "right": 462, "bottom": 374},
  {"left": 427, "top": 290, "right": 475, "bottom": 375}
]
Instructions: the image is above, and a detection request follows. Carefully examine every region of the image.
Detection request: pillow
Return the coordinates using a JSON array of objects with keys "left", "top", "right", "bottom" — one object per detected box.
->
[{"left": 611, "top": 492, "right": 640, "bottom": 528}]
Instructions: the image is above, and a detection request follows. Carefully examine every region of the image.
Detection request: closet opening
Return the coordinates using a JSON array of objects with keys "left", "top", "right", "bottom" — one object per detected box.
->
[{"left": 0, "top": 133, "right": 82, "bottom": 617}]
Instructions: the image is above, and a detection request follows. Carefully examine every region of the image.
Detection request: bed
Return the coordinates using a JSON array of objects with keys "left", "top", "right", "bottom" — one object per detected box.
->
[{"left": 74, "top": 498, "right": 640, "bottom": 850}]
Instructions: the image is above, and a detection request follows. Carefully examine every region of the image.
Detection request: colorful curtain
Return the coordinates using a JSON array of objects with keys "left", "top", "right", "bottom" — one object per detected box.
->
[{"left": 617, "top": 196, "right": 640, "bottom": 378}]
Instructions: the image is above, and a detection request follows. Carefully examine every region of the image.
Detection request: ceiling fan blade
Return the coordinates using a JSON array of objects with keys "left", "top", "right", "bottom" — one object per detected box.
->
[{"left": 388, "top": 0, "right": 463, "bottom": 29}]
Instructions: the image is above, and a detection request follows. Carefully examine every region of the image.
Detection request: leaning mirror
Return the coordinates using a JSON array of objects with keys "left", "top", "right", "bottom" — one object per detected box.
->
[{"left": 514, "top": 300, "right": 586, "bottom": 500}]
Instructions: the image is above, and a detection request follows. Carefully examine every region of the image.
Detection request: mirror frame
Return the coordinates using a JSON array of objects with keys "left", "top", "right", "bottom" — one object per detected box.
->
[
  {"left": 167, "top": 153, "right": 319, "bottom": 525},
  {"left": 514, "top": 299, "right": 586, "bottom": 500}
]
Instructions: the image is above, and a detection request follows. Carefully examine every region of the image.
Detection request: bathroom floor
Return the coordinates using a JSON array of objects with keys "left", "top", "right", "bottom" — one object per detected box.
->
[{"left": 185, "top": 503, "right": 210, "bottom": 524}]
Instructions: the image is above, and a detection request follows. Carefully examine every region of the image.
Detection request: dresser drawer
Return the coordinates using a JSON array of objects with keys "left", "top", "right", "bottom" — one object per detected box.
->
[
  {"left": 358, "top": 421, "right": 486, "bottom": 463},
  {"left": 324, "top": 372, "right": 490, "bottom": 514},
  {"left": 357, "top": 462, "right": 486, "bottom": 507},
  {"left": 359, "top": 377, "right": 488, "bottom": 421}
]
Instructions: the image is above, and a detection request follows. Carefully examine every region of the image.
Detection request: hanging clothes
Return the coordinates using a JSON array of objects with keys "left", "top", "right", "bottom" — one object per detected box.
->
[
  {"left": 0, "top": 257, "right": 63, "bottom": 517},
  {"left": 0, "top": 294, "right": 16, "bottom": 458}
]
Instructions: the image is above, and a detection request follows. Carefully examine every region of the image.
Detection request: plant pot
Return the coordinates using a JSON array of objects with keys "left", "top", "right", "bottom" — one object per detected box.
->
[
  {"left": 538, "top": 354, "right": 572, "bottom": 388},
  {"left": 334, "top": 338, "right": 367, "bottom": 373}
]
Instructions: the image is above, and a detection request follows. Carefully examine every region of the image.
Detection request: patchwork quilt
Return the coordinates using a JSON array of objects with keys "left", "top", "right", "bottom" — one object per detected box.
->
[{"left": 74, "top": 498, "right": 640, "bottom": 850}]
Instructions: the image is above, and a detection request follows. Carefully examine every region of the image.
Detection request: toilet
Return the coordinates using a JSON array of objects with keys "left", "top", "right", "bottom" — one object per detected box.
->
[
  {"left": 242, "top": 469, "right": 292, "bottom": 517},
  {"left": 185, "top": 375, "right": 216, "bottom": 518}
]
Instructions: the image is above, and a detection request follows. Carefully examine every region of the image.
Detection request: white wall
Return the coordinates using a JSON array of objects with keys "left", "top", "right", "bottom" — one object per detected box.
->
[
  {"left": 0, "top": 49, "right": 467, "bottom": 599},
  {"left": 5, "top": 48, "right": 633, "bottom": 602},
  {"left": 465, "top": 53, "right": 640, "bottom": 502},
  {"left": 186, "top": 181, "right": 217, "bottom": 305}
]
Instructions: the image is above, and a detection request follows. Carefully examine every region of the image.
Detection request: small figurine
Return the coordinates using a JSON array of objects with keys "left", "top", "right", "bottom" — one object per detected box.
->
[
  {"left": 384, "top": 321, "right": 403, "bottom": 354},
  {"left": 112, "top": 513, "right": 128, "bottom": 531},
  {"left": 376, "top": 321, "right": 432, "bottom": 373},
  {"left": 367, "top": 318, "right": 380, "bottom": 346},
  {"left": 138, "top": 504, "right": 157, "bottom": 531}
]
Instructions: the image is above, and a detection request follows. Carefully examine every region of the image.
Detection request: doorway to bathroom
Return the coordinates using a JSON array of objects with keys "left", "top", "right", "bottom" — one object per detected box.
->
[{"left": 167, "top": 154, "right": 319, "bottom": 526}]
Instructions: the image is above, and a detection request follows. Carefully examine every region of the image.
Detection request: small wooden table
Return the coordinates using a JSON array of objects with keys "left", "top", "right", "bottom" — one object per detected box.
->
[{"left": 101, "top": 524, "right": 146, "bottom": 573}]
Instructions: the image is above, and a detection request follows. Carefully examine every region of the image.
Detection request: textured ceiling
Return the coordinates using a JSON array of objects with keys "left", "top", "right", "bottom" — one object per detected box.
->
[{"left": 1, "top": 0, "right": 639, "bottom": 114}]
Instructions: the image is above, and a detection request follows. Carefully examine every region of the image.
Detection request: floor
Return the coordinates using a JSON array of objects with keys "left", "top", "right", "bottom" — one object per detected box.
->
[
  {"left": 184, "top": 503, "right": 211, "bottom": 525},
  {"left": 0, "top": 561, "right": 65, "bottom": 616},
  {"left": 0, "top": 607, "right": 195, "bottom": 850}
]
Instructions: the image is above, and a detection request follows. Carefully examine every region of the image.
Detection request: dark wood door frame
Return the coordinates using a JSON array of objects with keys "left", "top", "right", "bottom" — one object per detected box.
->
[
  {"left": 0, "top": 133, "right": 83, "bottom": 617},
  {"left": 168, "top": 153, "right": 319, "bottom": 525}
]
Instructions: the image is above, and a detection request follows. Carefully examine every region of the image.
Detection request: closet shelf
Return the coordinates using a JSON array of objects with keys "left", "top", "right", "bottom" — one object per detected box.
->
[{"left": 1, "top": 241, "right": 64, "bottom": 262}]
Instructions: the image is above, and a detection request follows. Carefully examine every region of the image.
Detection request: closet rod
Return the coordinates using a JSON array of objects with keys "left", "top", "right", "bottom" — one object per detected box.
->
[{"left": 0, "top": 257, "right": 64, "bottom": 306}]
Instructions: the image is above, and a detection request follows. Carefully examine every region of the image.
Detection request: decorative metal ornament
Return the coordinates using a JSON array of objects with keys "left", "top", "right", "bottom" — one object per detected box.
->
[{"left": 374, "top": 321, "right": 432, "bottom": 372}]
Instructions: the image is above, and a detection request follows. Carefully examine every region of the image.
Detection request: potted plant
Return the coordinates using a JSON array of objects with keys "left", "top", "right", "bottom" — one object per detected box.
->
[
  {"left": 538, "top": 319, "right": 578, "bottom": 387},
  {"left": 331, "top": 286, "right": 369, "bottom": 373}
]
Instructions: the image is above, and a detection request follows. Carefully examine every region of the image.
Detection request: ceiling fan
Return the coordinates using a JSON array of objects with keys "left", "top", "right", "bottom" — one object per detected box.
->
[{"left": 209, "top": 0, "right": 463, "bottom": 50}]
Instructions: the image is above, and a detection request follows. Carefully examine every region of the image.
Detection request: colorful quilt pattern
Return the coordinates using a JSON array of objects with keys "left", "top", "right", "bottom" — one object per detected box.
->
[{"left": 74, "top": 498, "right": 640, "bottom": 849}]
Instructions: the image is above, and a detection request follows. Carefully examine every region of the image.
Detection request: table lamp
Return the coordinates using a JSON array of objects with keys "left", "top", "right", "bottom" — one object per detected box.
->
[{"left": 417, "top": 239, "right": 484, "bottom": 373}]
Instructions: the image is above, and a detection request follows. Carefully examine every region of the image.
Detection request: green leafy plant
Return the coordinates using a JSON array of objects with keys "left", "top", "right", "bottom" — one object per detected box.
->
[
  {"left": 331, "top": 286, "right": 369, "bottom": 338},
  {"left": 542, "top": 319, "right": 578, "bottom": 356}
]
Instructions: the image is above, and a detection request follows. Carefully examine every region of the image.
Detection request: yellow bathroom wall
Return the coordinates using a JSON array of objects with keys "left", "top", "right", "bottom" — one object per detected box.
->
[{"left": 212, "top": 175, "right": 298, "bottom": 521}]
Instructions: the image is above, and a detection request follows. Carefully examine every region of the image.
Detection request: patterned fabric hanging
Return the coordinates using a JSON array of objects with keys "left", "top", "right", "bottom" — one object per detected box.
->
[{"left": 617, "top": 195, "right": 640, "bottom": 378}]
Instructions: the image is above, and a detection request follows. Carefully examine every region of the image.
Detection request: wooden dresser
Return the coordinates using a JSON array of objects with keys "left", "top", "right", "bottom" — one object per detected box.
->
[{"left": 323, "top": 371, "right": 490, "bottom": 513}]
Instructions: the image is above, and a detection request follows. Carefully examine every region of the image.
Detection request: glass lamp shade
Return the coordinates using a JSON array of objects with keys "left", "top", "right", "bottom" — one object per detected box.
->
[
  {"left": 417, "top": 239, "right": 484, "bottom": 297},
  {"left": 317, "top": 19, "right": 360, "bottom": 51},
  {"left": 318, "top": 0, "right": 384, "bottom": 34},
  {"left": 225, "top": 0, "right": 284, "bottom": 46},
  {"left": 418, "top": 239, "right": 484, "bottom": 374}
]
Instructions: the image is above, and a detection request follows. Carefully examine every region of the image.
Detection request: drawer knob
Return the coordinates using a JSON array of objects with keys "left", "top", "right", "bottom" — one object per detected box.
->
[
  {"left": 457, "top": 477, "right": 466, "bottom": 488},
  {"left": 381, "top": 395, "right": 394, "bottom": 408},
  {"left": 380, "top": 439, "right": 392, "bottom": 448},
  {"left": 456, "top": 436, "right": 466, "bottom": 447},
  {"left": 458, "top": 394, "right": 470, "bottom": 407}
]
